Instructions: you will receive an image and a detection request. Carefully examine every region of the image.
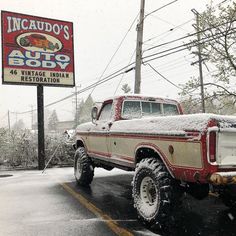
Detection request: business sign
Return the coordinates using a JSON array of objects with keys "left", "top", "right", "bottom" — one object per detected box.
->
[{"left": 1, "top": 11, "right": 75, "bottom": 87}]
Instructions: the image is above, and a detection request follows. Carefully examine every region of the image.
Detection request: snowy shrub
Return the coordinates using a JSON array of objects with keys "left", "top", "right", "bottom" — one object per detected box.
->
[{"left": 0, "top": 128, "right": 74, "bottom": 169}]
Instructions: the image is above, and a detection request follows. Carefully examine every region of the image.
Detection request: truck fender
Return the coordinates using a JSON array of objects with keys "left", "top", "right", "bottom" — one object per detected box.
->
[{"left": 134, "top": 143, "right": 175, "bottom": 178}]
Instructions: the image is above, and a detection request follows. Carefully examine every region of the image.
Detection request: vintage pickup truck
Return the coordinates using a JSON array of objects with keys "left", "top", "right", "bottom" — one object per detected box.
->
[{"left": 73, "top": 95, "right": 236, "bottom": 226}]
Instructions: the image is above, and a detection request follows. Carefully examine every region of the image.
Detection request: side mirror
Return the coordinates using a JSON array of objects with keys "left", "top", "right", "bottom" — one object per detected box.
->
[{"left": 91, "top": 106, "right": 98, "bottom": 124}]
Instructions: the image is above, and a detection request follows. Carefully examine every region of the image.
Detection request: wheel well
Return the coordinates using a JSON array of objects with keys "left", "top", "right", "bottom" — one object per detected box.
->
[
  {"left": 135, "top": 147, "right": 174, "bottom": 178},
  {"left": 76, "top": 140, "right": 84, "bottom": 149},
  {"left": 135, "top": 147, "right": 162, "bottom": 164}
]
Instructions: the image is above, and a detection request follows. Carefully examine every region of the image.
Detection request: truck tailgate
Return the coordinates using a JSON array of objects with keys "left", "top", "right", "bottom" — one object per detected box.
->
[{"left": 218, "top": 128, "right": 236, "bottom": 166}]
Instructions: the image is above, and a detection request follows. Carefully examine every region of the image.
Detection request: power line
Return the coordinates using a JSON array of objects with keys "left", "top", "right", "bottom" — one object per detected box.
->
[
  {"left": 143, "top": 18, "right": 194, "bottom": 47},
  {"left": 18, "top": 14, "right": 139, "bottom": 114},
  {"left": 142, "top": 27, "right": 236, "bottom": 63},
  {"left": 144, "top": 0, "right": 178, "bottom": 19},
  {"left": 17, "top": 63, "right": 135, "bottom": 114},
  {"left": 113, "top": 49, "right": 136, "bottom": 95},
  {"left": 89, "top": 12, "right": 139, "bottom": 96},
  {"left": 145, "top": 63, "right": 183, "bottom": 90},
  {"left": 143, "top": 19, "right": 236, "bottom": 53}
]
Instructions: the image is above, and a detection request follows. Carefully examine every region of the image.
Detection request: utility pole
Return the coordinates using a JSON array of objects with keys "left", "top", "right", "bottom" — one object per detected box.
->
[
  {"left": 75, "top": 86, "right": 78, "bottom": 125},
  {"left": 72, "top": 85, "right": 81, "bottom": 126},
  {"left": 134, "top": 0, "right": 145, "bottom": 94},
  {"left": 7, "top": 110, "right": 11, "bottom": 133},
  {"left": 192, "top": 9, "right": 205, "bottom": 113},
  {"left": 30, "top": 105, "right": 34, "bottom": 130}
]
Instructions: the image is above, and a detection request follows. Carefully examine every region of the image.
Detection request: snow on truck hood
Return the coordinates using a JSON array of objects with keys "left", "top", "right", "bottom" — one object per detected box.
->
[{"left": 111, "top": 113, "right": 236, "bottom": 135}]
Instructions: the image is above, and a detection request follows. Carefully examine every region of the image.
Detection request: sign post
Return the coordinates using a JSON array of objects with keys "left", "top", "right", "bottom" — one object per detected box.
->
[
  {"left": 37, "top": 85, "right": 45, "bottom": 170},
  {"left": 1, "top": 11, "right": 75, "bottom": 170}
]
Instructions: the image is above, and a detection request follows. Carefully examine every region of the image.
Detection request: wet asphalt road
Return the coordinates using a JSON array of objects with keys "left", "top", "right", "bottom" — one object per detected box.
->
[{"left": 0, "top": 167, "right": 236, "bottom": 236}]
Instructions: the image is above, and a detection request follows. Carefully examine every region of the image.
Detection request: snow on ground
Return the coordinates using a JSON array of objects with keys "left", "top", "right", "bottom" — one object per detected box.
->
[
  {"left": 94, "top": 167, "right": 133, "bottom": 177},
  {"left": 39, "top": 167, "right": 133, "bottom": 183}
]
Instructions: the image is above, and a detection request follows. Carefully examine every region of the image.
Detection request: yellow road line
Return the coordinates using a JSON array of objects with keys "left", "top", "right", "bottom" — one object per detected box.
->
[{"left": 61, "top": 183, "right": 134, "bottom": 236}]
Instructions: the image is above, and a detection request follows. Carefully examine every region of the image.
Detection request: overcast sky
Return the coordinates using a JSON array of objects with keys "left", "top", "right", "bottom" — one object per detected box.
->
[{"left": 0, "top": 0, "right": 224, "bottom": 128}]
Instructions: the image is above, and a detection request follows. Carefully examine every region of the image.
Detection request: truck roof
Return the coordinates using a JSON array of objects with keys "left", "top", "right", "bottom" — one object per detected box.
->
[{"left": 103, "top": 94, "right": 179, "bottom": 104}]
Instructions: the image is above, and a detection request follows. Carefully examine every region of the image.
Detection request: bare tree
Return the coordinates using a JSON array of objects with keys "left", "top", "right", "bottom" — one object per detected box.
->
[{"left": 180, "top": 1, "right": 236, "bottom": 113}]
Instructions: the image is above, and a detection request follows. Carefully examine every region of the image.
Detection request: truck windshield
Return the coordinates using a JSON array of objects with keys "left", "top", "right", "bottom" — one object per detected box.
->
[{"left": 122, "top": 100, "right": 178, "bottom": 119}]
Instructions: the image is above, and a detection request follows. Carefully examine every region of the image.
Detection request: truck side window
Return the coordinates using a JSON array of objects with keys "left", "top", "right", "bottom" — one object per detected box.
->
[
  {"left": 151, "top": 103, "right": 161, "bottom": 115},
  {"left": 163, "top": 104, "right": 178, "bottom": 115},
  {"left": 142, "top": 102, "right": 161, "bottom": 116},
  {"left": 122, "top": 101, "right": 141, "bottom": 119},
  {"left": 98, "top": 103, "right": 113, "bottom": 121},
  {"left": 142, "top": 102, "right": 151, "bottom": 115}
]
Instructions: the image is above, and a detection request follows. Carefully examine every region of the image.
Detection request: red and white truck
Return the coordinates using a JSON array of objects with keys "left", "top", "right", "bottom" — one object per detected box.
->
[{"left": 73, "top": 95, "right": 236, "bottom": 226}]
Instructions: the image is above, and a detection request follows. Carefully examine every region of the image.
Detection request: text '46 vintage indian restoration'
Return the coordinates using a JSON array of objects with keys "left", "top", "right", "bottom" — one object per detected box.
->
[{"left": 73, "top": 95, "right": 236, "bottom": 227}]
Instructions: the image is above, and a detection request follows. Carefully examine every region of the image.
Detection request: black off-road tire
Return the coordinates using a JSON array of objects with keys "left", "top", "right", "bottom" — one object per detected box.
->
[
  {"left": 74, "top": 147, "right": 94, "bottom": 186},
  {"left": 132, "top": 157, "right": 175, "bottom": 227},
  {"left": 220, "top": 186, "right": 236, "bottom": 211}
]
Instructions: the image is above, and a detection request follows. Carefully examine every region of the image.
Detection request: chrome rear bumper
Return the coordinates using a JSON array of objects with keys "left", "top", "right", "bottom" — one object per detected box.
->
[{"left": 209, "top": 172, "right": 236, "bottom": 185}]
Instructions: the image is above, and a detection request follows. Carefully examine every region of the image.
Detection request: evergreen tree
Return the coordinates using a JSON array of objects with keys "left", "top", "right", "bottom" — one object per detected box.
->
[
  {"left": 121, "top": 83, "right": 131, "bottom": 94},
  {"left": 48, "top": 110, "right": 59, "bottom": 131},
  {"left": 78, "top": 95, "right": 94, "bottom": 124},
  {"left": 12, "top": 119, "right": 25, "bottom": 131}
]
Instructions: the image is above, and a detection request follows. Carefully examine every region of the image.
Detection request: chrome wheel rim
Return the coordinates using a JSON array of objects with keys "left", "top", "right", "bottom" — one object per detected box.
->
[{"left": 139, "top": 176, "right": 158, "bottom": 218}]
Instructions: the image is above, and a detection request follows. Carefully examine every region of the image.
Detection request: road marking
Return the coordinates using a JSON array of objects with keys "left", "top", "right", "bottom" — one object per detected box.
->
[{"left": 61, "top": 183, "right": 134, "bottom": 236}]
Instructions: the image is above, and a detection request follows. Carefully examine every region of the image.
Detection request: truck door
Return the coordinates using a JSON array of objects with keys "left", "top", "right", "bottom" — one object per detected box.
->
[{"left": 88, "top": 101, "right": 113, "bottom": 159}]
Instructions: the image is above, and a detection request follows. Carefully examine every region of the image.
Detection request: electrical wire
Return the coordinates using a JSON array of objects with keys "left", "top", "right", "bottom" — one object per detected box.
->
[
  {"left": 145, "top": 63, "right": 183, "bottom": 90},
  {"left": 142, "top": 27, "right": 236, "bottom": 63},
  {"left": 89, "top": 12, "right": 139, "bottom": 96},
  {"left": 17, "top": 62, "right": 136, "bottom": 114},
  {"left": 143, "top": 19, "right": 236, "bottom": 53},
  {"left": 113, "top": 49, "right": 136, "bottom": 95},
  {"left": 143, "top": 18, "right": 194, "bottom": 47},
  {"left": 144, "top": 0, "right": 178, "bottom": 19}
]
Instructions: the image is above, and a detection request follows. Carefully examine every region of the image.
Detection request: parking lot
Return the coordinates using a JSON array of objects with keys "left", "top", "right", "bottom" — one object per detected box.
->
[{"left": 0, "top": 167, "right": 235, "bottom": 236}]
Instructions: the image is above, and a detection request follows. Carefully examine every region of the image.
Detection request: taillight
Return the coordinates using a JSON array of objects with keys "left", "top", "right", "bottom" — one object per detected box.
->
[{"left": 209, "top": 131, "right": 216, "bottom": 162}]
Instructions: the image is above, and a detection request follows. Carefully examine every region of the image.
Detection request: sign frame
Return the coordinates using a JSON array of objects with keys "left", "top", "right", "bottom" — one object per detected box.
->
[{"left": 1, "top": 10, "right": 75, "bottom": 87}]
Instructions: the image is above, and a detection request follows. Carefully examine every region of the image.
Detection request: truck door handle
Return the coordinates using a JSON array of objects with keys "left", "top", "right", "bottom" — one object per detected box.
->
[{"left": 102, "top": 127, "right": 106, "bottom": 130}]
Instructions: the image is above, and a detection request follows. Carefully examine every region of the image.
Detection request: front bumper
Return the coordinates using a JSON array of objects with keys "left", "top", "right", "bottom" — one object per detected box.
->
[{"left": 209, "top": 172, "right": 236, "bottom": 185}]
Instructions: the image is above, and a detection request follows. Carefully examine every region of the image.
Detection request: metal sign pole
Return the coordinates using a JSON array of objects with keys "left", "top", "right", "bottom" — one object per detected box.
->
[{"left": 37, "top": 85, "right": 45, "bottom": 170}]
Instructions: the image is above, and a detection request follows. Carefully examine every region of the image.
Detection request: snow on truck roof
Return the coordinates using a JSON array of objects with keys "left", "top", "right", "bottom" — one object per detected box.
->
[
  {"left": 102, "top": 94, "right": 179, "bottom": 104},
  {"left": 111, "top": 113, "right": 236, "bottom": 135}
]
